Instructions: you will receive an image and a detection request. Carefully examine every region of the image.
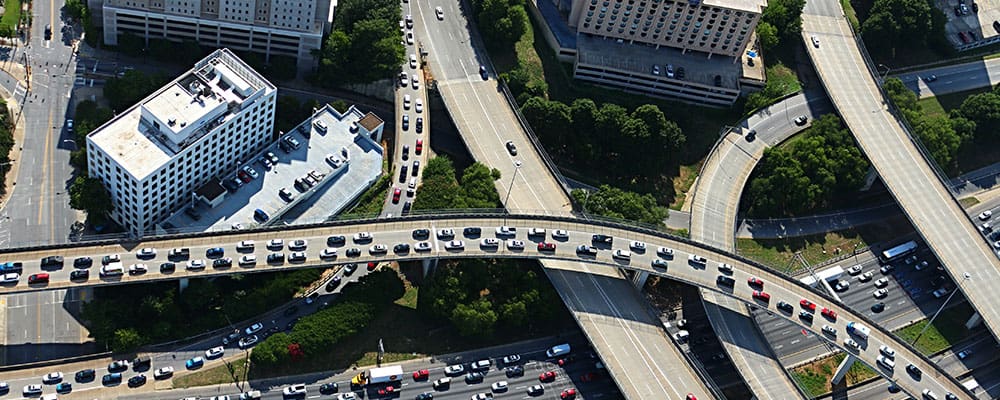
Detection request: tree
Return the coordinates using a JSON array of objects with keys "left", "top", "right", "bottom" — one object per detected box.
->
[
  {"left": 756, "top": 22, "right": 780, "bottom": 50},
  {"left": 861, "top": 0, "right": 936, "bottom": 56},
  {"left": 955, "top": 91, "right": 1000, "bottom": 141},
  {"left": 69, "top": 176, "right": 113, "bottom": 218},
  {"left": 111, "top": 328, "right": 144, "bottom": 352},
  {"left": 760, "top": 0, "right": 806, "bottom": 41},
  {"left": 477, "top": 0, "right": 528, "bottom": 49},
  {"left": 65, "top": 0, "right": 87, "bottom": 20},
  {"left": 913, "top": 115, "right": 962, "bottom": 169},
  {"left": 103, "top": 70, "right": 168, "bottom": 112},
  {"left": 520, "top": 97, "right": 572, "bottom": 152},
  {"left": 457, "top": 163, "right": 501, "bottom": 208},
  {"left": 883, "top": 77, "right": 920, "bottom": 113},
  {"left": 450, "top": 298, "right": 497, "bottom": 337},
  {"left": 574, "top": 185, "right": 669, "bottom": 225}
]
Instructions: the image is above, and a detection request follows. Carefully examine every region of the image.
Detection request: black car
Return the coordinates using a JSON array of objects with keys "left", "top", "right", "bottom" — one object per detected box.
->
[
  {"left": 871, "top": 302, "right": 885, "bottom": 313},
  {"left": 108, "top": 361, "right": 129, "bottom": 373},
  {"left": 394, "top": 243, "right": 411, "bottom": 253},
  {"left": 267, "top": 253, "right": 285, "bottom": 264},
  {"left": 319, "top": 383, "right": 339, "bottom": 394},
  {"left": 716, "top": 275, "right": 735, "bottom": 288},
  {"left": 345, "top": 248, "right": 361, "bottom": 257},
  {"left": 344, "top": 263, "right": 358, "bottom": 275},
  {"left": 777, "top": 301, "right": 794, "bottom": 313},
  {"left": 73, "top": 257, "right": 93, "bottom": 268},
  {"left": 41, "top": 255, "right": 64, "bottom": 267},
  {"left": 906, "top": 364, "right": 922, "bottom": 379},
  {"left": 505, "top": 365, "right": 524, "bottom": 377},
  {"left": 213, "top": 258, "right": 232, "bottom": 268},
  {"left": 479, "top": 65, "right": 488, "bottom": 79},
  {"left": 327, "top": 235, "right": 346, "bottom": 247},
  {"left": 102, "top": 373, "right": 122, "bottom": 385},
  {"left": 206, "top": 247, "right": 224, "bottom": 258},
  {"left": 465, "top": 371, "right": 484, "bottom": 383},
  {"left": 413, "top": 228, "right": 430, "bottom": 239},
  {"left": 505, "top": 140, "right": 517, "bottom": 156},
  {"left": 463, "top": 227, "right": 482, "bottom": 236},
  {"left": 75, "top": 369, "right": 96, "bottom": 382},
  {"left": 799, "top": 311, "right": 814, "bottom": 322},
  {"left": 160, "top": 262, "right": 176, "bottom": 273},
  {"left": 592, "top": 234, "right": 613, "bottom": 244},
  {"left": 127, "top": 374, "right": 147, "bottom": 387},
  {"left": 325, "top": 276, "right": 342, "bottom": 291},
  {"left": 70, "top": 269, "right": 89, "bottom": 281}
]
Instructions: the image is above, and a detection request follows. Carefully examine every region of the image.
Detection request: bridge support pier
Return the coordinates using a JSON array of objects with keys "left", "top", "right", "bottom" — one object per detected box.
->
[
  {"left": 178, "top": 277, "right": 189, "bottom": 293},
  {"left": 830, "top": 354, "right": 856, "bottom": 385},
  {"left": 422, "top": 258, "right": 438, "bottom": 278},
  {"left": 967, "top": 312, "right": 982, "bottom": 329},
  {"left": 631, "top": 271, "right": 650, "bottom": 289}
]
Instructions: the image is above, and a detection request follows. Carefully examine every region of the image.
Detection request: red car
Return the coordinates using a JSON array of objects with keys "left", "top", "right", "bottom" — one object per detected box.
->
[
  {"left": 28, "top": 273, "right": 49, "bottom": 284},
  {"left": 580, "top": 372, "right": 600, "bottom": 382},
  {"left": 687, "top": 394, "right": 697, "bottom": 400},
  {"left": 539, "top": 371, "right": 557, "bottom": 382},
  {"left": 800, "top": 299, "right": 817, "bottom": 312},
  {"left": 537, "top": 242, "right": 556, "bottom": 251},
  {"left": 747, "top": 277, "right": 764, "bottom": 289},
  {"left": 238, "top": 171, "right": 251, "bottom": 183},
  {"left": 412, "top": 369, "right": 429, "bottom": 380},
  {"left": 752, "top": 290, "right": 770, "bottom": 302},
  {"left": 392, "top": 188, "right": 401, "bottom": 204},
  {"left": 560, "top": 388, "right": 577, "bottom": 399},
  {"left": 821, "top": 307, "right": 837, "bottom": 321},
  {"left": 557, "top": 358, "right": 571, "bottom": 366},
  {"left": 415, "top": 139, "right": 423, "bottom": 155},
  {"left": 378, "top": 386, "right": 395, "bottom": 396},
  {"left": 367, "top": 261, "right": 377, "bottom": 271}
]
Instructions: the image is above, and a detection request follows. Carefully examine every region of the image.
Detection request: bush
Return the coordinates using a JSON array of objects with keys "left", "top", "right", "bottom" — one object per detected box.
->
[{"left": 412, "top": 156, "right": 501, "bottom": 211}]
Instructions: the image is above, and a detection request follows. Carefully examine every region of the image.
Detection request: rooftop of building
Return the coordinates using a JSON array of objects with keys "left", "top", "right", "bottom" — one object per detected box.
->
[
  {"left": 87, "top": 49, "right": 276, "bottom": 181},
  {"left": 702, "top": 0, "right": 766, "bottom": 14},
  {"left": 159, "top": 105, "right": 385, "bottom": 233}
]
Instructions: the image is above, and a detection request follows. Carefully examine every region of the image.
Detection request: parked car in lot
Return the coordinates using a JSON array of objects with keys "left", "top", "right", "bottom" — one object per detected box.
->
[{"left": 153, "top": 367, "right": 174, "bottom": 380}]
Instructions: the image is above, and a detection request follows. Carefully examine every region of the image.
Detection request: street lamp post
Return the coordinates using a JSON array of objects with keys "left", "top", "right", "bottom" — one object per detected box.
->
[
  {"left": 911, "top": 272, "right": 971, "bottom": 345},
  {"left": 877, "top": 64, "right": 891, "bottom": 84},
  {"left": 502, "top": 160, "right": 522, "bottom": 225}
]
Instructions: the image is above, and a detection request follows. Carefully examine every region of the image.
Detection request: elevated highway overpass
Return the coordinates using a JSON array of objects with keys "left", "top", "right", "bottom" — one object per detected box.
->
[
  {"left": 802, "top": 0, "right": 1000, "bottom": 354},
  {"left": 0, "top": 211, "right": 974, "bottom": 399}
]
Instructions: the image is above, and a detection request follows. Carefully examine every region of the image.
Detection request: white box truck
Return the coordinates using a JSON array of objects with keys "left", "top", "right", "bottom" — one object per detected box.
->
[
  {"left": 351, "top": 365, "right": 403, "bottom": 386},
  {"left": 846, "top": 322, "right": 870, "bottom": 340}
]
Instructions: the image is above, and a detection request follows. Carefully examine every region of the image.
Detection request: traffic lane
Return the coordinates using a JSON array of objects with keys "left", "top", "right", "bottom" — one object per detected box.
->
[
  {"left": 895, "top": 60, "right": 1000, "bottom": 99},
  {"left": 0, "top": 215, "right": 970, "bottom": 398},
  {"left": 413, "top": 0, "right": 483, "bottom": 81},
  {"left": 754, "top": 309, "right": 829, "bottom": 363},
  {"left": 4, "top": 289, "right": 91, "bottom": 365},
  {"left": 933, "top": 334, "right": 998, "bottom": 378}
]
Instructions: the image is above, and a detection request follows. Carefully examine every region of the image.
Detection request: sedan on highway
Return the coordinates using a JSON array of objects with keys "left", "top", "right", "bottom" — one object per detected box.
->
[
  {"left": 506, "top": 240, "right": 524, "bottom": 250},
  {"left": 481, "top": 238, "right": 500, "bottom": 248},
  {"left": 153, "top": 367, "right": 174, "bottom": 380},
  {"left": 42, "top": 372, "right": 63, "bottom": 384},
  {"left": 0, "top": 273, "right": 18, "bottom": 284},
  {"left": 537, "top": 242, "right": 556, "bottom": 252},
  {"left": 444, "top": 365, "right": 465, "bottom": 376},
  {"left": 205, "top": 346, "right": 225, "bottom": 359},
  {"left": 505, "top": 141, "right": 517, "bottom": 155},
  {"left": 445, "top": 240, "right": 465, "bottom": 250},
  {"left": 577, "top": 245, "right": 597, "bottom": 255}
]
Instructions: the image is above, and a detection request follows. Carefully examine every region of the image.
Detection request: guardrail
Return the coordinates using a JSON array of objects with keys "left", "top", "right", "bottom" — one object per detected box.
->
[{"left": 0, "top": 351, "right": 112, "bottom": 372}]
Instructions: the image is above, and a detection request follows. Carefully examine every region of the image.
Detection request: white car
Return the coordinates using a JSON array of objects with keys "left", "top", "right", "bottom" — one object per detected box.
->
[
  {"left": 415, "top": 99, "right": 424, "bottom": 113},
  {"left": 471, "top": 393, "right": 492, "bottom": 400},
  {"left": 411, "top": 75, "right": 420, "bottom": 89},
  {"left": 186, "top": 259, "right": 206, "bottom": 270},
  {"left": 613, "top": 249, "right": 631, "bottom": 260},
  {"left": 435, "top": 6, "right": 444, "bottom": 19},
  {"left": 210, "top": 396, "right": 231, "bottom": 400},
  {"left": 437, "top": 229, "right": 455, "bottom": 239},
  {"left": 403, "top": 95, "right": 412, "bottom": 110},
  {"left": 136, "top": 248, "right": 157, "bottom": 258},
  {"left": 657, "top": 247, "right": 675, "bottom": 258},
  {"left": 980, "top": 210, "right": 993, "bottom": 220},
  {"left": 406, "top": 32, "right": 414, "bottom": 45},
  {"left": 811, "top": 35, "right": 820, "bottom": 47},
  {"left": 42, "top": 372, "right": 63, "bottom": 384},
  {"left": 354, "top": 232, "right": 373, "bottom": 242},
  {"left": 23, "top": 384, "right": 42, "bottom": 396},
  {"left": 506, "top": 240, "right": 525, "bottom": 250},
  {"left": 873, "top": 288, "right": 888, "bottom": 299},
  {"left": 0, "top": 273, "right": 19, "bottom": 283},
  {"left": 847, "top": 265, "right": 863, "bottom": 275},
  {"left": 415, "top": 242, "right": 432, "bottom": 251},
  {"left": 238, "top": 335, "right": 259, "bottom": 349},
  {"left": 874, "top": 277, "right": 889, "bottom": 288},
  {"left": 491, "top": 381, "right": 508, "bottom": 392},
  {"left": 237, "top": 240, "right": 255, "bottom": 250},
  {"left": 245, "top": 322, "right": 264, "bottom": 335},
  {"left": 128, "top": 263, "right": 148, "bottom": 275},
  {"left": 629, "top": 241, "right": 645, "bottom": 251},
  {"left": 239, "top": 255, "right": 257, "bottom": 266},
  {"left": 835, "top": 280, "right": 850, "bottom": 291},
  {"left": 284, "top": 384, "right": 307, "bottom": 396},
  {"left": 370, "top": 244, "right": 388, "bottom": 254},
  {"left": 652, "top": 259, "right": 668, "bottom": 268},
  {"left": 688, "top": 254, "right": 707, "bottom": 264},
  {"left": 337, "top": 393, "right": 358, "bottom": 400},
  {"left": 552, "top": 229, "right": 569, "bottom": 239},
  {"left": 154, "top": 366, "right": 174, "bottom": 379},
  {"left": 445, "top": 240, "right": 465, "bottom": 250},
  {"left": 267, "top": 239, "right": 284, "bottom": 249},
  {"left": 205, "top": 346, "right": 225, "bottom": 359},
  {"left": 843, "top": 338, "right": 860, "bottom": 351},
  {"left": 243, "top": 165, "right": 258, "bottom": 179},
  {"left": 502, "top": 354, "right": 521, "bottom": 364},
  {"left": 320, "top": 248, "right": 338, "bottom": 259},
  {"left": 481, "top": 238, "right": 500, "bottom": 247},
  {"left": 445, "top": 364, "right": 465, "bottom": 375},
  {"left": 496, "top": 226, "right": 517, "bottom": 236},
  {"left": 858, "top": 271, "right": 874, "bottom": 282},
  {"left": 289, "top": 239, "right": 308, "bottom": 251},
  {"left": 877, "top": 355, "right": 895, "bottom": 370},
  {"left": 879, "top": 345, "right": 895, "bottom": 358},
  {"left": 718, "top": 263, "right": 733, "bottom": 273},
  {"left": 399, "top": 72, "right": 408, "bottom": 86},
  {"left": 409, "top": 54, "right": 418, "bottom": 68},
  {"left": 528, "top": 228, "right": 546, "bottom": 237}
]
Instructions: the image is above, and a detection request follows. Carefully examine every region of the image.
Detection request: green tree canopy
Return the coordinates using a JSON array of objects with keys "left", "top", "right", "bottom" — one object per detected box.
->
[
  {"left": 572, "top": 185, "right": 670, "bottom": 225},
  {"left": 861, "top": 0, "right": 944, "bottom": 56},
  {"left": 69, "top": 176, "right": 113, "bottom": 218},
  {"left": 760, "top": 0, "right": 805, "bottom": 41},
  {"left": 476, "top": 0, "right": 528, "bottom": 49}
]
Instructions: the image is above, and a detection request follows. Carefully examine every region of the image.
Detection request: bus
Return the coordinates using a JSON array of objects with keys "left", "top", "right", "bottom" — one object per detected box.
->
[{"left": 880, "top": 240, "right": 917, "bottom": 263}]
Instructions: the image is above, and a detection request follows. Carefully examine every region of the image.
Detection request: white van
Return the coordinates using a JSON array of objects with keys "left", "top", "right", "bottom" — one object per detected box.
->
[
  {"left": 546, "top": 343, "right": 571, "bottom": 358},
  {"left": 673, "top": 330, "right": 690, "bottom": 342},
  {"left": 313, "top": 119, "right": 328, "bottom": 132},
  {"left": 100, "top": 264, "right": 125, "bottom": 277}
]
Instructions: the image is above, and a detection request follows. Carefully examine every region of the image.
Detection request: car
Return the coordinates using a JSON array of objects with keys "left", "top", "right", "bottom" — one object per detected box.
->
[
  {"left": 752, "top": 290, "right": 770, "bottom": 302},
  {"left": 399, "top": 72, "right": 409, "bottom": 87},
  {"left": 505, "top": 141, "right": 518, "bottom": 155},
  {"left": 43, "top": 372, "right": 64, "bottom": 384},
  {"left": 527, "top": 228, "right": 545, "bottom": 237},
  {"left": 665, "top": 63, "right": 675, "bottom": 78},
  {"left": 880, "top": 264, "right": 894, "bottom": 274},
  {"left": 435, "top": 6, "right": 444, "bottom": 19},
  {"left": 858, "top": 271, "right": 874, "bottom": 282},
  {"left": 553, "top": 230, "right": 569, "bottom": 239},
  {"left": 505, "top": 365, "right": 524, "bottom": 377},
  {"left": 185, "top": 356, "right": 205, "bottom": 370},
  {"left": 501, "top": 354, "right": 521, "bottom": 365},
  {"left": 267, "top": 239, "right": 285, "bottom": 250},
  {"left": 40, "top": 255, "right": 63, "bottom": 267},
  {"left": 505, "top": 239, "right": 525, "bottom": 250},
  {"left": 392, "top": 187, "right": 402, "bottom": 204},
  {"left": 416, "top": 392, "right": 434, "bottom": 400},
  {"left": 811, "top": 35, "right": 820, "bottom": 47},
  {"left": 28, "top": 273, "right": 49, "bottom": 284},
  {"left": 412, "top": 369, "right": 430, "bottom": 380},
  {"left": 874, "top": 277, "right": 889, "bottom": 288},
  {"left": 471, "top": 394, "right": 492, "bottom": 400},
  {"left": 206, "top": 247, "right": 224, "bottom": 258},
  {"left": 629, "top": 241, "right": 646, "bottom": 251},
  {"left": 238, "top": 255, "right": 257, "bottom": 266},
  {"left": 0, "top": 273, "right": 18, "bottom": 283},
  {"left": 378, "top": 386, "right": 396, "bottom": 396},
  {"left": 284, "top": 383, "right": 307, "bottom": 396},
  {"left": 242, "top": 165, "right": 258, "bottom": 179},
  {"left": 212, "top": 258, "right": 232, "bottom": 268},
  {"left": 800, "top": 299, "right": 817, "bottom": 311},
  {"left": 353, "top": 232, "right": 373, "bottom": 243},
  {"left": 55, "top": 382, "right": 72, "bottom": 393},
  {"left": 73, "top": 257, "right": 93, "bottom": 268},
  {"left": 403, "top": 94, "right": 412, "bottom": 109},
  {"left": 344, "top": 248, "right": 361, "bottom": 257},
  {"left": 592, "top": 234, "right": 613, "bottom": 244},
  {"left": 612, "top": 249, "right": 631, "bottom": 260},
  {"left": 465, "top": 371, "right": 484, "bottom": 383},
  {"left": 24, "top": 384, "right": 42, "bottom": 395},
  {"left": 652, "top": 64, "right": 661, "bottom": 75},
  {"left": 716, "top": 275, "right": 735, "bottom": 287},
  {"left": 288, "top": 239, "right": 308, "bottom": 251},
  {"left": 409, "top": 53, "right": 418, "bottom": 68},
  {"left": 793, "top": 115, "right": 808, "bottom": 126},
  {"left": 481, "top": 238, "right": 500, "bottom": 247},
  {"left": 416, "top": 99, "right": 424, "bottom": 113},
  {"left": 844, "top": 338, "right": 860, "bottom": 351},
  {"left": 237, "top": 240, "right": 255, "bottom": 252},
  {"left": 415, "top": 138, "right": 424, "bottom": 154},
  {"left": 496, "top": 226, "right": 517, "bottom": 236},
  {"left": 652, "top": 259, "right": 668, "bottom": 268},
  {"left": 446, "top": 240, "right": 465, "bottom": 250},
  {"left": 747, "top": 277, "right": 764, "bottom": 288},
  {"left": 416, "top": 117, "right": 424, "bottom": 133},
  {"left": 873, "top": 288, "right": 888, "bottom": 298},
  {"left": 777, "top": 301, "right": 794, "bottom": 313},
  {"left": 958, "top": 349, "right": 973, "bottom": 359},
  {"left": 211, "top": 397, "right": 231, "bottom": 400},
  {"left": 319, "top": 383, "right": 339, "bottom": 394},
  {"left": 821, "top": 308, "right": 837, "bottom": 321},
  {"left": 847, "top": 265, "right": 863, "bottom": 275},
  {"left": 527, "top": 385, "right": 544, "bottom": 396},
  {"left": 75, "top": 369, "right": 95, "bottom": 382},
  {"left": 369, "top": 244, "right": 387, "bottom": 254},
  {"left": 657, "top": 247, "right": 675, "bottom": 258},
  {"left": 238, "top": 335, "right": 259, "bottom": 349},
  {"left": 412, "top": 242, "right": 431, "bottom": 252},
  {"left": 871, "top": 302, "right": 886, "bottom": 312},
  {"left": 577, "top": 245, "right": 597, "bottom": 255},
  {"left": 445, "top": 364, "right": 465, "bottom": 376},
  {"left": 924, "top": 75, "right": 937, "bottom": 83},
  {"left": 464, "top": 227, "right": 482, "bottom": 236},
  {"left": 906, "top": 364, "right": 921, "bottom": 378},
  {"left": 136, "top": 248, "right": 157, "bottom": 259},
  {"left": 128, "top": 263, "right": 148, "bottom": 275},
  {"left": 205, "top": 346, "right": 225, "bottom": 359},
  {"left": 411, "top": 75, "right": 420, "bottom": 89},
  {"left": 688, "top": 254, "right": 707, "bottom": 265},
  {"left": 537, "top": 242, "right": 556, "bottom": 251},
  {"left": 108, "top": 360, "right": 130, "bottom": 372},
  {"left": 337, "top": 394, "right": 358, "bottom": 400},
  {"left": 326, "top": 235, "right": 347, "bottom": 247},
  {"left": 799, "top": 311, "right": 814, "bottom": 322},
  {"left": 718, "top": 263, "right": 733, "bottom": 273},
  {"left": 128, "top": 374, "right": 147, "bottom": 387},
  {"left": 822, "top": 325, "right": 837, "bottom": 336},
  {"left": 491, "top": 381, "right": 508, "bottom": 392},
  {"left": 433, "top": 377, "right": 452, "bottom": 390},
  {"left": 471, "top": 359, "right": 491, "bottom": 371},
  {"left": 539, "top": 371, "right": 557, "bottom": 382},
  {"left": 437, "top": 229, "right": 455, "bottom": 239},
  {"left": 980, "top": 210, "right": 993, "bottom": 220},
  {"left": 153, "top": 367, "right": 174, "bottom": 380},
  {"left": 560, "top": 388, "right": 577, "bottom": 399},
  {"left": 877, "top": 355, "right": 895, "bottom": 370}
]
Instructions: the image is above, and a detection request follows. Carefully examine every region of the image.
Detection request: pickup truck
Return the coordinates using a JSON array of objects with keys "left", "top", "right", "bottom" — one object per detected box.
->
[{"left": 168, "top": 248, "right": 190, "bottom": 259}]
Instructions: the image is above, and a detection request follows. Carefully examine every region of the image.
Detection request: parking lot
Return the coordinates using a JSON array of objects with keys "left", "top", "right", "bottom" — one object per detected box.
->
[{"left": 936, "top": 0, "right": 1000, "bottom": 48}]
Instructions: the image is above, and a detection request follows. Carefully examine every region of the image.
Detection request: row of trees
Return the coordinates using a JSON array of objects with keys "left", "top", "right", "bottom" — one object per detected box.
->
[
  {"left": 0, "top": 99, "right": 13, "bottom": 198},
  {"left": 81, "top": 269, "right": 324, "bottom": 352},
  {"left": 314, "top": 0, "right": 405, "bottom": 86},
  {"left": 571, "top": 185, "right": 669, "bottom": 226},
  {"left": 883, "top": 78, "right": 967, "bottom": 171},
  {"left": 251, "top": 269, "right": 404, "bottom": 366},
  {"left": 519, "top": 97, "right": 685, "bottom": 184},
  {"left": 412, "top": 156, "right": 502, "bottom": 211},
  {"left": 417, "top": 259, "right": 562, "bottom": 337},
  {"left": 861, "top": 0, "right": 952, "bottom": 61},
  {"left": 470, "top": 0, "right": 528, "bottom": 50},
  {"left": 744, "top": 114, "right": 870, "bottom": 217}
]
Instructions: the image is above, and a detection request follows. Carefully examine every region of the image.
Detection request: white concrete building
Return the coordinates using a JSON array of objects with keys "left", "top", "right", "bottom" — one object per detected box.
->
[
  {"left": 99, "top": 0, "right": 332, "bottom": 65},
  {"left": 87, "top": 49, "right": 277, "bottom": 237}
]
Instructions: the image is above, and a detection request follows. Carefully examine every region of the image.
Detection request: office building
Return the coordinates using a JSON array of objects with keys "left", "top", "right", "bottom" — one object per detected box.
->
[{"left": 87, "top": 49, "right": 277, "bottom": 237}]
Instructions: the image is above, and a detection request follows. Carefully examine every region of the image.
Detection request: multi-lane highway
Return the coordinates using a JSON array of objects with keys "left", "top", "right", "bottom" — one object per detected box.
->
[
  {"left": 0, "top": 212, "right": 971, "bottom": 398},
  {"left": 804, "top": 0, "right": 1000, "bottom": 362},
  {"left": 895, "top": 58, "right": 1000, "bottom": 99}
]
